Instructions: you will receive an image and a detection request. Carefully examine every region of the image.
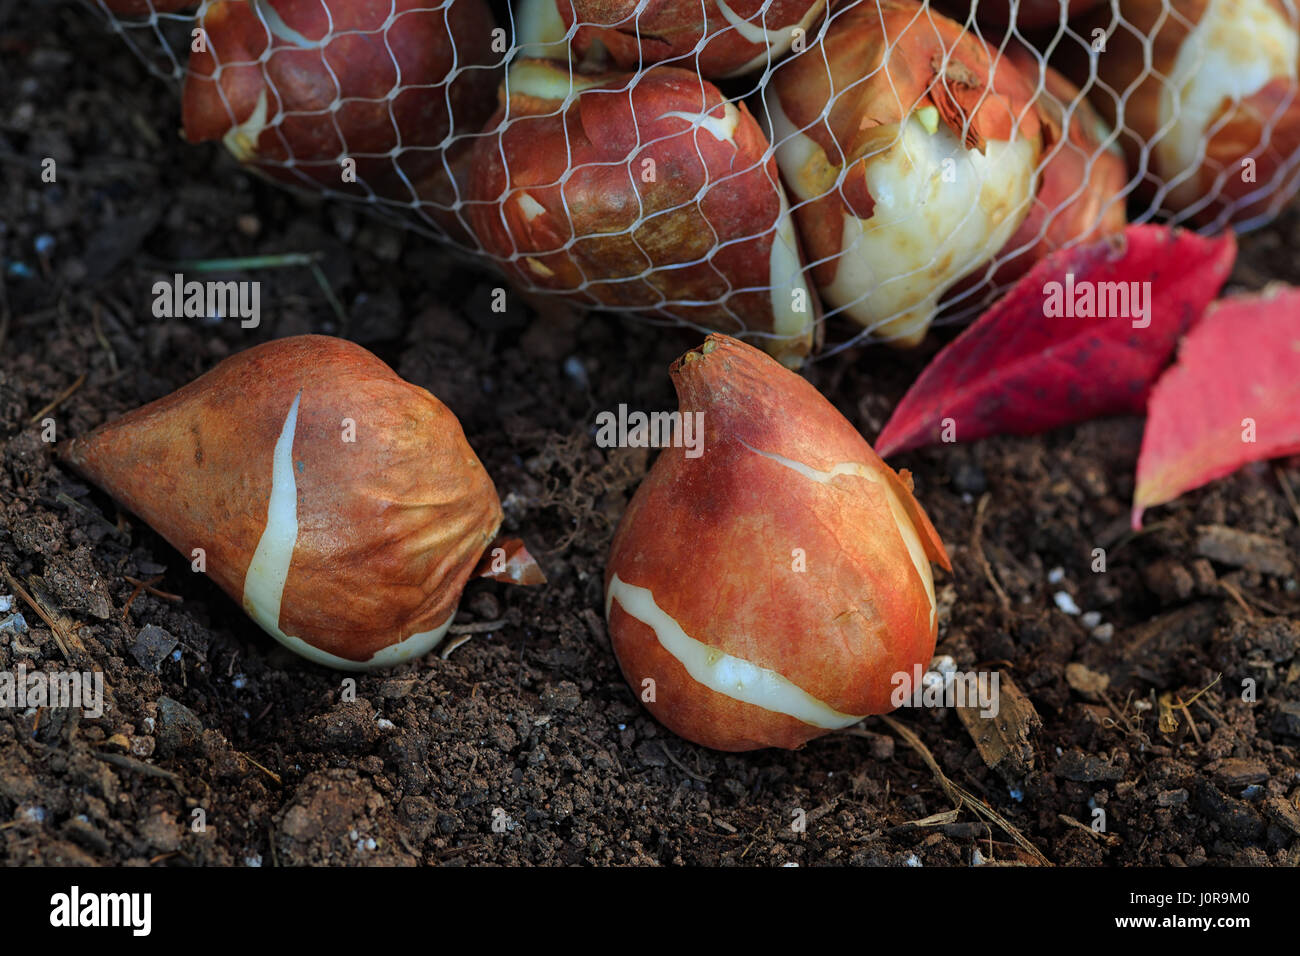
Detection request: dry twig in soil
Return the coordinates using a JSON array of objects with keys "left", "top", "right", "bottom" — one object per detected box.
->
[
  {"left": 27, "top": 372, "right": 87, "bottom": 425},
  {"left": 972, "top": 494, "right": 1012, "bottom": 614},
  {"left": 879, "top": 714, "right": 1051, "bottom": 866}
]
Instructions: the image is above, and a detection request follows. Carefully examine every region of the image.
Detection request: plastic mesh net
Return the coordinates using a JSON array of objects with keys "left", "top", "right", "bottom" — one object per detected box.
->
[{"left": 85, "top": 0, "right": 1300, "bottom": 362}]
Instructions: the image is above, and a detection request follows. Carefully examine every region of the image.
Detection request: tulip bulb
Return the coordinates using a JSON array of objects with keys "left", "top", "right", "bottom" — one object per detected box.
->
[
  {"left": 512, "top": 0, "right": 579, "bottom": 63},
  {"left": 553, "top": 0, "right": 829, "bottom": 78},
  {"left": 605, "top": 334, "right": 950, "bottom": 751},
  {"left": 63, "top": 336, "right": 531, "bottom": 670},
  {"left": 468, "top": 59, "right": 818, "bottom": 367},
  {"left": 182, "top": 0, "right": 501, "bottom": 202},
  {"left": 1076, "top": 0, "right": 1300, "bottom": 225},
  {"left": 982, "top": 46, "right": 1129, "bottom": 287},
  {"left": 763, "top": 0, "right": 1043, "bottom": 345}
]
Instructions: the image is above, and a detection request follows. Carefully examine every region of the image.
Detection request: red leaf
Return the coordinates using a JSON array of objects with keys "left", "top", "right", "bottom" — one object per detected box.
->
[
  {"left": 874, "top": 225, "right": 1237, "bottom": 457},
  {"left": 1132, "top": 285, "right": 1300, "bottom": 527}
]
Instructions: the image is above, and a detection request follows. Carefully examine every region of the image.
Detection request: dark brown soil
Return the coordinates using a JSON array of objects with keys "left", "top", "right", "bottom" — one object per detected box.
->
[{"left": 2, "top": 1, "right": 1298, "bottom": 867}]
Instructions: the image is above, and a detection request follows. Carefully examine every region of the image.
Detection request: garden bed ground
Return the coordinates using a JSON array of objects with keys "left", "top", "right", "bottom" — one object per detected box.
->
[{"left": 2, "top": 1, "right": 1299, "bottom": 867}]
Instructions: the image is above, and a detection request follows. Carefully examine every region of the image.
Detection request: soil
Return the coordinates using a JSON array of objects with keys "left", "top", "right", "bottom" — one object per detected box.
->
[{"left": 2, "top": 1, "right": 1299, "bottom": 868}]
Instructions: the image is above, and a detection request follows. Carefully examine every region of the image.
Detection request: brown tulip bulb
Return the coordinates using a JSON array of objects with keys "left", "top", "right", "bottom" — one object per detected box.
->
[
  {"left": 763, "top": 0, "right": 1043, "bottom": 345},
  {"left": 605, "top": 334, "right": 951, "bottom": 751},
  {"left": 468, "top": 59, "right": 819, "bottom": 367},
  {"left": 1073, "top": 0, "right": 1300, "bottom": 226},
  {"left": 64, "top": 336, "right": 514, "bottom": 670},
  {"left": 983, "top": 45, "right": 1129, "bottom": 287},
  {"left": 181, "top": 0, "right": 501, "bottom": 202}
]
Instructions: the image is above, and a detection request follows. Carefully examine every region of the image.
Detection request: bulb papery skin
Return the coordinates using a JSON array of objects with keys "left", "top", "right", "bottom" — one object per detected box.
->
[
  {"left": 604, "top": 334, "right": 951, "bottom": 751},
  {"left": 64, "top": 336, "right": 503, "bottom": 670},
  {"left": 979, "top": 47, "right": 1129, "bottom": 288},
  {"left": 468, "top": 60, "right": 818, "bottom": 367},
  {"left": 763, "top": 0, "right": 1042, "bottom": 345},
  {"left": 1080, "top": 0, "right": 1300, "bottom": 224}
]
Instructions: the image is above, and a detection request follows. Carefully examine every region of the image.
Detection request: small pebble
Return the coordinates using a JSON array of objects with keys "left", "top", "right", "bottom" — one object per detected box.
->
[
  {"left": 1080, "top": 610, "right": 1102, "bottom": 628},
  {"left": 948, "top": 461, "right": 986, "bottom": 495},
  {"left": 563, "top": 356, "right": 589, "bottom": 390},
  {"left": 130, "top": 624, "right": 178, "bottom": 672},
  {"left": 34, "top": 233, "right": 55, "bottom": 256},
  {"left": 0, "top": 595, "right": 13, "bottom": 613},
  {"left": 1053, "top": 591, "right": 1081, "bottom": 615},
  {"left": 922, "top": 655, "right": 956, "bottom": 692},
  {"left": 155, "top": 696, "right": 204, "bottom": 758},
  {"left": 929, "top": 654, "right": 957, "bottom": 676},
  {"left": 1091, "top": 622, "right": 1115, "bottom": 643},
  {"left": 0, "top": 612, "right": 29, "bottom": 635},
  {"left": 1048, "top": 566, "right": 1066, "bottom": 584}
]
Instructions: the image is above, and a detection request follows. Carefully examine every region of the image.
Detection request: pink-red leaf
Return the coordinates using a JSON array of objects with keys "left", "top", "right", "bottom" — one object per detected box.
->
[
  {"left": 1132, "top": 285, "right": 1300, "bottom": 527},
  {"left": 874, "top": 225, "right": 1237, "bottom": 457}
]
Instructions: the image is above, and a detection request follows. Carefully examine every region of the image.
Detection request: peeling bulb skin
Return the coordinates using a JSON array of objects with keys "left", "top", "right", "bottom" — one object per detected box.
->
[
  {"left": 604, "top": 334, "right": 950, "bottom": 751},
  {"left": 764, "top": 0, "right": 1042, "bottom": 344},
  {"left": 954, "top": 45, "right": 1129, "bottom": 293},
  {"left": 1073, "top": 0, "right": 1300, "bottom": 224},
  {"left": 825, "top": 118, "right": 1036, "bottom": 343},
  {"left": 1153, "top": 0, "right": 1299, "bottom": 207},
  {"left": 62, "top": 336, "right": 505, "bottom": 669},
  {"left": 1161, "top": 0, "right": 1300, "bottom": 217}
]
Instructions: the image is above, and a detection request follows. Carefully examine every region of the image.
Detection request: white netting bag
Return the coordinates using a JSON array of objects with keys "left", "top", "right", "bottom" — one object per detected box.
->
[{"left": 85, "top": 0, "right": 1300, "bottom": 364}]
